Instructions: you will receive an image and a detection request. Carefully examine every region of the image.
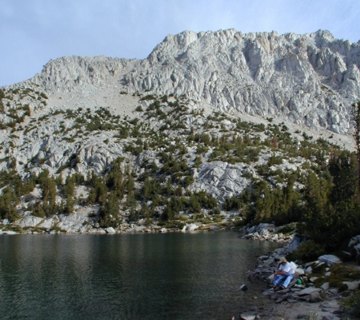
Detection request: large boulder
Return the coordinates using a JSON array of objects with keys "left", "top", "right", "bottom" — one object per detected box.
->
[
  {"left": 16, "top": 215, "right": 43, "bottom": 228},
  {"left": 342, "top": 280, "right": 360, "bottom": 291},
  {"left": 181, "top": 223, "right": 199, "bottom": 232},
  {"left": 318, "top": 254, "right": 342, "bottom": 265},
  {"left": 105, "top": 227, "right": 116, "bottom": 234}
]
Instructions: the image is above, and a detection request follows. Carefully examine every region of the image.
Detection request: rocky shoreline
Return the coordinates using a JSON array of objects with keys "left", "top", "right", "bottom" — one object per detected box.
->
[
  {"left": 0, "top": 208, "right": 231, "bottom": 235},
  {"left": 235, "top": 223, "right": 360, "bottom": 320}
]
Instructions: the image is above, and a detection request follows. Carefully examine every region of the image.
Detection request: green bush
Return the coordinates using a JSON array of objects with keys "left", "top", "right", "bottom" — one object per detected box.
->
[
  {"left": 223, "top": 196, "right": 242, "bottom": 211},
  {"left": 268, "top": 155, "right": 283, "bottom": 166},
  {"left": 290, "top": 240, "right": 325, "bottom": 262}
]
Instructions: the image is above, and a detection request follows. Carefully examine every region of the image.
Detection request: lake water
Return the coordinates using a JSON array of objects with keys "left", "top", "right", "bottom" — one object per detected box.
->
[{"left": 0, "top": 232, "right": 278, "bottom": 319}]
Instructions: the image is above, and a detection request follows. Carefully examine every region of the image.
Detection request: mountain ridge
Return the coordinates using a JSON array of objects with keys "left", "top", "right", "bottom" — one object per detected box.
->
[{"left": 12, "top": 29, "right": 360, "bottom": 135}]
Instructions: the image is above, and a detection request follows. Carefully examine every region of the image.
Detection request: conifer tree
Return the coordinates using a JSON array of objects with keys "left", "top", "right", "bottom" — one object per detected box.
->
[
  {"left": 0, "top": 187, "right": 18, "bottom": 221},
  {"left": 143, "top": 177, "right": 154, "bottom": 200},
  {"left": 106, "top": 158, "right": 124, "bottom": 197},
  {"left": 64, "top": 175, "right": 76, "bottom": 214},
  {"left": 124, "top": 168, "right": 136, "bottom": 208},
  {"left": 352, "top": 101, "right": 360, "bottom": 197},
  {"left": 100, "top": 191, "right": 119, "bottom": 227},
  {"left": 38, "top": 170, "right": 57, "bottom": 216},
  {"left": 328, "top": 151, "right": 357, "bottom": 204}
]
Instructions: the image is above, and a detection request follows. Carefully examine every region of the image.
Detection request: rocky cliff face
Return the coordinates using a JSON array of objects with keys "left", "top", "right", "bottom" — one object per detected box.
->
[{"left": 23, "top": 29, "right": 360, "bottom": 134}]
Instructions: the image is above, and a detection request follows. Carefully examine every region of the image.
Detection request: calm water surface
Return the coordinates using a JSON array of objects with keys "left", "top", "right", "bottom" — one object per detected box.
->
[{"left": 0, "top": 232, "right": 277, "bottom": 319}]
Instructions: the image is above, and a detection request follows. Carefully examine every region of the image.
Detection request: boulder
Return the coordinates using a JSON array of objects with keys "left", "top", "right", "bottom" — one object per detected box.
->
[
  {"left": 105, "top": 227, "right": 116, "bottom": 234},
  {"left": 240, "top": 313, "right": 257, "bottom": 320},
  {"left": 181, "top": 223, "right": 199, "bottom": 232},
  {"left": 242, "top": 223, "right": 291, "bottom": 242},
  {"left": 3, "top": 230, "right": 18, "bottom": 235},
  {"left": 295, "top": 267, "right": 305, "bottom": 275},
  {"left": 38, "top": 217, "right": 56, "bottom": 230},
  {"left": 305, "top": 266, "right": 313, "bottom": 274},
  {"left": 297, "top": 287, "right": 322, "bottom": 296},
  {"left": 342, "top": 280, "right": 360, "bottom": 291},
  {"left": 53, "top": 211, "right": 94, "bottom": 233},
  {"left": 318, "top": 255, "right": 342, "bottom": 265},
  {"left": 321, "top": 282, "right": 330, "bottom": 290},
  {"left": 309, "top": 291, "right": 323, "bottom": 303},
  {"left": 17, "top": 216, "right": 43, "bottom": 228}
]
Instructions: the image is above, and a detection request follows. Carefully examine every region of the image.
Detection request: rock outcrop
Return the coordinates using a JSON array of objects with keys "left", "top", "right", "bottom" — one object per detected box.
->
[{"left": 243, "top": 239, "right": 359, "bottom": 320}]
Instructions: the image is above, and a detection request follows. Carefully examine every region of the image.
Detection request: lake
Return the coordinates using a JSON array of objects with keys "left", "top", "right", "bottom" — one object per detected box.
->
[{"left": 0, "top": 232, "right": 278, "bottom": 319}]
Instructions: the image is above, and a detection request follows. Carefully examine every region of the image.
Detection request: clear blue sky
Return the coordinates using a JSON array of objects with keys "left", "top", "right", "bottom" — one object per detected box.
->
[{"left": 1, "top": 0, "right": 359, "bottom": 86}]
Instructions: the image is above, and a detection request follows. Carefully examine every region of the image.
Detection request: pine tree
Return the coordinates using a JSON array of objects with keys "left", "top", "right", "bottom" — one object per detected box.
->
[
  {"left": 95, "top": 179, "right": 107, "bottom": 206},
  {"left": 106, "top": 158, "right": 124, "bottom": 197},
  {"left": 143, "top": 177, "right": 154, "bottom": 201},
  {"left": 302, "top": 171, "right": 334, "bottom": 243},
  {"left": 124, "top": 168, "right": 136, "bottom": 208},
  {"left": 64, "top": 175, "right": 76, "bottom": 214},
  {"left": 0, "top": 187, "right": 19, "bottom": 221},
  {"left": 352, "top": 101, "right": 360, "bottom": 197},
  {"left": 328, "top": 151, "right": 357, "bottom": 204},
  {"left": 38, "top": 170, "right": 57, "bottom": 217},
  {"left": 100, "top": 191, "right": 119, "bottom": 227},
  {"left": 253, "top": 180, "right": 274, "bottom": 222}
]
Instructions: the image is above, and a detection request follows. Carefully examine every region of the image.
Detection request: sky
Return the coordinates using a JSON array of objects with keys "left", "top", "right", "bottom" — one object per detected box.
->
[{"left": 1, "top": 0, "right": 360, "bottom": 86}]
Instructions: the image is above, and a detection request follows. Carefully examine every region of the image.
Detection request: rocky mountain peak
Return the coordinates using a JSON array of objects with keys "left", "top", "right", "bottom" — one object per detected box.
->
[
  {"left": 9, "top": 29, "right": 360, "bottom": 135},
  {"left": 21, "top": 55, "right": 136, "bottom": 93},
  {"left": 311, "top": 29, "right": 335, "bottom": 42}
]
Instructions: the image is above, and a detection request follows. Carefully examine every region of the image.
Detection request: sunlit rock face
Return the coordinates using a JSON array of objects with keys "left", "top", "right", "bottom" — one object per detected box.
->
[
  {"left": 23, "top": 29, "right": 360, "bottom": 134},
  {"left": 2, "top": 29, "right": 358, "bottom": 180}
]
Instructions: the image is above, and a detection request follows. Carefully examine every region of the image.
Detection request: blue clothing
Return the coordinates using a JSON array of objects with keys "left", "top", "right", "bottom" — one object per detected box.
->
[
  {"left": 273, "top": 273, "right": 294, "bottom": 288},
  {"left": 272, "top": 261, "right": 296, "bottom": 288},
  {"left": 282, "top": 273, "right": 294, "bottom": 287}
]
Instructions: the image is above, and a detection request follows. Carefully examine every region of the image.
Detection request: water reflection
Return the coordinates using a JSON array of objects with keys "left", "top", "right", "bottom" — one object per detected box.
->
[{"left": 0, "top": 232, "right": 277, "bottom": 319}]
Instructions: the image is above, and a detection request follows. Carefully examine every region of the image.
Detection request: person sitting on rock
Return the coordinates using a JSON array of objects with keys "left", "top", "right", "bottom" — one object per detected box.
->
[{"left": 272, "top": 257, "right": 296, "bottom": 289}]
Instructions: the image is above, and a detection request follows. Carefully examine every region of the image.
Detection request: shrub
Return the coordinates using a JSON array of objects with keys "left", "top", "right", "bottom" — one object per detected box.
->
[
  {"left": 290, "top": 240, "right": 325, "bottom": 263},
  {"left": 140, "top": 94, "right": 156, "bottom": 101},
  {"left": 268, "top": 155, "right": 283, "bottom": 166},
  {"left": 223, "top": 196, "right": 242, "bottom": 211}
]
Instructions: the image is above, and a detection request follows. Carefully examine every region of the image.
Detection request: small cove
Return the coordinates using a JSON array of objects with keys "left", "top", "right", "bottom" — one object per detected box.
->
[{"left": 0, "top": 232, "right": 278, "bottom": 319}]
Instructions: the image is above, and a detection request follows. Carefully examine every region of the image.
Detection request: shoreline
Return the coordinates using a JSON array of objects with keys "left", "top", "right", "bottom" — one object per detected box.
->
[
  {"left": 0, "top": 225, "right": 231, "bottom": 236},
  {"left": 0, "top": 210, "right": 238, "bottom": 235},
  {"left": 237, "top": 224, "right": 357, "bottom": 320}
]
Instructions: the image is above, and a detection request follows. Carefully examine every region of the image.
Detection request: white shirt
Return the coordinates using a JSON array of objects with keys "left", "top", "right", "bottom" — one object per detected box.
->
[
  {"left": 278, "top": 262, "right": 292, "bottom": 274},
  {"left": 288, "top": 261, "right": 297, "bottom": 275}
]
